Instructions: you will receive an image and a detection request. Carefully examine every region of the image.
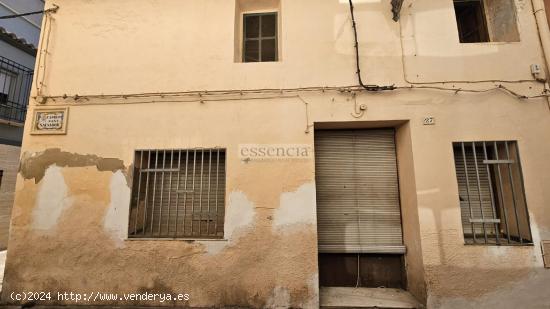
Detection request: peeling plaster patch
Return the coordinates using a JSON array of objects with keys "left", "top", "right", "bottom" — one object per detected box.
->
[
  {"left": 20, "top": 148, "right": 125, "bottom": 183},
  {"left": 201, "top": 191, "right": 255, "bottom": 255},
  {"left": 265, "top": 286, "right": 291, "bottom": 309},
  {"left": 32, "top": 165, "right": 69, "bottom": 231},
  {"left": 527, "top": 214, "right": 544, "bottom": 266},
  {"left": 225, "top": 191, "right": 255, "bottom": 239},
  {"left": 104, "top": 171, "right": 131, "bottom": 248},
  {"left": 515, "top": 0, "right": 526, "bottom": 11},
  {"left": 273, "top": 183, "right": 316, "bottom": 230},
  {"left": 487, "top": 245, "right": 512, "bottom": 259},
  {"left": 538, "top": 226, "right": 550, "bottom": 241},
  {"left": 417, "top": 188, "right": 440, "bottom": 195},
  {"left": 199, "top": 240, "right": 229, "bottom": 255},
  {"left": 418, "top": 207, "right": 436, "bottom": 229},
  {"left": 302, "top": 273, "right": 320, "bottom": 309},
  {"left": 429, "top": 269, "right": 550, "bottom": 309}
]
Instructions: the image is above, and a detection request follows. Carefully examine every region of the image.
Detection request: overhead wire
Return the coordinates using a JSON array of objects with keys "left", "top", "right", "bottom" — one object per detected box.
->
[
  {"left": 0, "top": 4, "right": 58, "bottom": 20},
  {"left": 397, "top": 2, "right": 544, "bottom": 86},
  {"left": 31, "top": 3, "right": 550, "bottom": 105},
  {"left": 36, "top": 7, "right": 54, "bottom": 97},
  {"left": 348, "top": 0, "right": 396, "bottom": 91}
]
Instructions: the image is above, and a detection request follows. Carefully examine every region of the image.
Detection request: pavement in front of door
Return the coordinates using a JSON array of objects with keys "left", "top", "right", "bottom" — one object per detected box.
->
[
  {"left": 0, "top": 250, "right": 422, "bottom": 308},
  {"left": 0, "top": 251, "right": 5, "bottom": 293}
]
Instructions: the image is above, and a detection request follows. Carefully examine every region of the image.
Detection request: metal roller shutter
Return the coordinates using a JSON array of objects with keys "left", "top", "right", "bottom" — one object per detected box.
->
[
  {"left": 453, "top": 144, "right": 498, "bottom": 237},
  {"left": 315, "top": 129, "right": 405, "bottom": 254}
]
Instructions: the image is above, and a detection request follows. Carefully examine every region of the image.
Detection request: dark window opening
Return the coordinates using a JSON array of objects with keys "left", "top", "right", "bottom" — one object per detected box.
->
[
  {"left": 453, "top": 141, "right": 532, "bottom": 245},
  {"left": 128, "top": 149, "right": 226, "bottom": 239},
  {"left": 0, "top": 170, "right": 3, "bottom": 189},
  {"left": 453, "top": 0, "right": 489, "bottom": 43},
  {"left": 243, "top": 13, "right": 278, "bottom": 62}
]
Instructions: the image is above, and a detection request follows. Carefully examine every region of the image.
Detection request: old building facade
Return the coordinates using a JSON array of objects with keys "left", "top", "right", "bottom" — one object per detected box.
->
[
  {"left": 2, "top": 0, "right": 550, "bottom": 308},
  {"left": 0, "top": 0, "right": 43, "bottom": 249}
]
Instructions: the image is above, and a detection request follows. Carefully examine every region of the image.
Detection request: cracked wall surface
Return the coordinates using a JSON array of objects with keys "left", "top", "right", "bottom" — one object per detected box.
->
[
  {"left": 4, "top": 90, "right": 549, "bottom": 308},
  {"left": 4, "top": 142, "right": 320, "bottom": 307}
]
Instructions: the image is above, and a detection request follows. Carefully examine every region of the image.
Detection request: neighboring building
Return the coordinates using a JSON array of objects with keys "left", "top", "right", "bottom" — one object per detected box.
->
[
  {"left": 3, "top": 0, "right": 550, "bottom": 308},
  {"left": 0, "top": 0, "right": 43, "bottom": 249}
]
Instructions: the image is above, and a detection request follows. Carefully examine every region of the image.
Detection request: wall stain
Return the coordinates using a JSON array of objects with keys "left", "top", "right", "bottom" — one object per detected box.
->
[
  {"left": 19, "top": 148, "right": 126, "bottom": 183},
  {"left": 3, "top": 167, "right": 318, "bottom": 308}
]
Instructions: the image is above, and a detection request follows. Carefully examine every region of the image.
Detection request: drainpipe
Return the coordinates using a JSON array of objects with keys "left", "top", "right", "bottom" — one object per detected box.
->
[
  {"left": 531, "top": 0, "right": 550, "bottom": 111},
  {"left": 532, "top": 0, "right": 550, "bottom": 74}
]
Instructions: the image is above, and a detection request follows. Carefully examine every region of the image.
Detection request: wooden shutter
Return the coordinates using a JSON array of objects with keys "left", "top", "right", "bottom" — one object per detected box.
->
[{"left": 315, "top": 129, "right": 405, "bottom": 254}]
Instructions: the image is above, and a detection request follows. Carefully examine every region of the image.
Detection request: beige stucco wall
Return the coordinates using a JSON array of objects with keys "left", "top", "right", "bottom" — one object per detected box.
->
[
  {"left": 0, "top": 144, "right": 20, "bottom": 250},
  {"left": 2, "top": 0, "right": 550, "bottom": 308}
]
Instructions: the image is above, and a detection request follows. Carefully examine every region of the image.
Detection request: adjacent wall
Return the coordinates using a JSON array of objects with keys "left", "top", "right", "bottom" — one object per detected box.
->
[
  {"left": 0, "top": 144, "right": 19, "bottom": 249},
  {"left": 396, "top": 122, "right": 426, "bottom": 304}
]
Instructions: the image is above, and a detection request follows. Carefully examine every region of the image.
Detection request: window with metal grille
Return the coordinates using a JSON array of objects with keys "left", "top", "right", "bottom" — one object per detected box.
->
[
  {"left": 0, "top": 56, "right": 34, "bottom": 123},
  {"left": 243, "top": 13, "right": 278, "bottom": 62},
  {"left": 453, "top": 141, "right": 532, "bottom": 245},
  {"left": 128, "top": 149, "right": 226, "bottom": 239}
]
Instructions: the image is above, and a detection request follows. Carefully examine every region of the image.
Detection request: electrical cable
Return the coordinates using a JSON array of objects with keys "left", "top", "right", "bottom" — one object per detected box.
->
[
  {"left": 31, "top": 3, "right": 550, "bottom": 104},
  {"left": 37, "top": 8, "right": 54, "bottom": 97},
  {"left": 348, "top": 0, "right": 396, "bottom": 91},
  {"left": 38, "top": 82, "right": 548, "bottom": 103},
  {"left": 397, "top": 4, "right": 542, "bottom": 86},
  {"left": 0, "top": 5, "right": 58, "bottom": 20}
]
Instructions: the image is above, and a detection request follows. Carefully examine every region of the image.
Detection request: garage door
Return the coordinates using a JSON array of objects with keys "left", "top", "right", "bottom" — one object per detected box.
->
[{"left": 314, "top": 129, "right": 405, "bottom": 254}]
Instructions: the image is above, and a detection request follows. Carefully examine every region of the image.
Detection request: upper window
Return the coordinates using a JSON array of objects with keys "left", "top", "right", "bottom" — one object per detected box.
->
[
  {"left": 128, "top": 149, "right": 226, "bottom": 239},
  {"left": 453, "top": 0, "right": 520, "bottom": 43},
  {"left": 243, "top": 13, "right": 278, "bottom": 62},
  {"left": 0, "top": 69, "right": 16, "bottom": 105},
  {"left": 0, "top": 56, "right": 34, "bottom": 123},
  {"left": 453, "top": 141, "right": 532, "bottom": 245}
]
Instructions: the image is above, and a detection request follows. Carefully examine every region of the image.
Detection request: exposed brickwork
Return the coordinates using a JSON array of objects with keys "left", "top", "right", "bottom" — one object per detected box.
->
[{"left": 0, "top": 144, "right": 21, "bottom": 249}]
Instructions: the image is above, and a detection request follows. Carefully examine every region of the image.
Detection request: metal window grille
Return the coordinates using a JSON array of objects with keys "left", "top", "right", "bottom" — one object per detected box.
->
[
  {"left": 128, "top": 149, "right": 226, "bottom": 239},
  {"left": 243, "top": 12, "right": 278, "bottom": 62},
  {"left": 453, "top": 141, "right": 532, "bottom": 245},
  {"left": 0, "top": 56, "right": 33, "bottom": 123}
]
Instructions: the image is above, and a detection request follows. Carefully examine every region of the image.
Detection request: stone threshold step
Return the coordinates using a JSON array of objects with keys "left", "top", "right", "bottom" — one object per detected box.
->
[{"left": 320, "top": 287, "right": 422, "bottom": 309}]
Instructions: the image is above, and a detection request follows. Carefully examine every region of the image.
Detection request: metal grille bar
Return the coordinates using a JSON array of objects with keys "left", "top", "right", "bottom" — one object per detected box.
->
[
  {"left": 453, "top": 141, "right": 532, "bottom": 245},
  {"left": 0, "top": 56, "right": 33, "bottom": 123},
  {"left": 128, "top": 148, "right": 226, "bottom": 239}
]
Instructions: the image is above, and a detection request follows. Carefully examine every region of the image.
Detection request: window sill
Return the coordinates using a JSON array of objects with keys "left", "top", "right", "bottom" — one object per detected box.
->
[
  {"left": 464, "top": 242, "right": 534, "bottom": 247},
  {"left": 459, "top": 41, "right": 521, "bottom": 45},
  {"left": 126, "top": 238, "right": 228, "bottom": 242},
  {"left": 237, "top": 61, "right": 281, "bottom": 64},
  {"left": 0, "top": 118, "right": 24, "bottom": 127}
]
